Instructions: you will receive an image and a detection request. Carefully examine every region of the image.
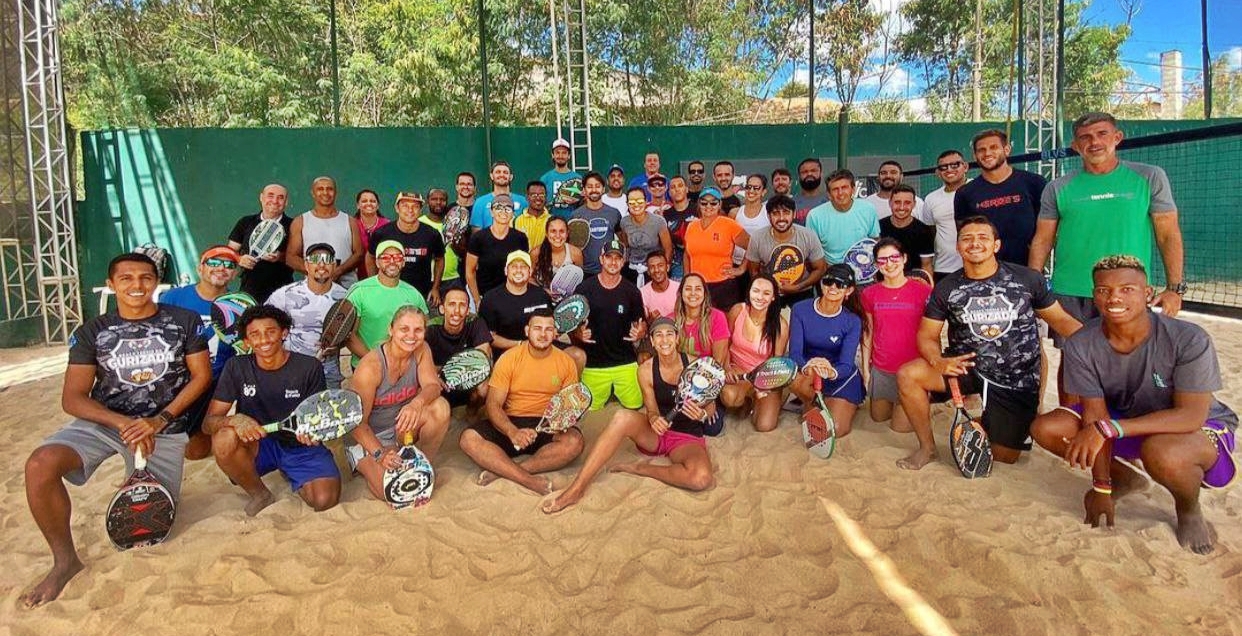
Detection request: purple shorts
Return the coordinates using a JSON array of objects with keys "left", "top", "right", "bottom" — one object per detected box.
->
[
  {"left": 1068, "top": 405, "right": 1238, "bottom": 489},
  {"left": 638, "top": 430, "right": 706, "bottom": 458}
]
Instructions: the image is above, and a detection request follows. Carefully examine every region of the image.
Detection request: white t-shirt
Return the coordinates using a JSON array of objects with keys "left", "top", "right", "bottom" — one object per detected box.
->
[
  {"left": 265, "top": 280, "right": 349, "bottom": 356},
  {"left": 602, "top": 193, "right": 627, "bottom": 217},
  {"left": 923, "top": 185, "right": 964, "bottom": 274},
  {"left": 864, "top": 192, "right": 925, "bottom": 222}
]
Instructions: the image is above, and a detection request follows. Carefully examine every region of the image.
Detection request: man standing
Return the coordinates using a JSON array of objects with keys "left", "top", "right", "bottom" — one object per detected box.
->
[
  {"left": 879, "top": 185, "right": 935, "bottom": 274},
  {"left": 541, "top": 138, "right": 584, "bottom": 220},
  {"left": 806, "top": 169, "right": 880, "bottom": 265},
  {"left": 629, "top": 151, "right": 662, "bottom": 192},
  {"left": 646, "top": 173, "right": 671, "bottom": 214},
  {"left": 286, "top": 176, "right": 364, "bottom": 288},
  {"left": 204, "top": 306, "right": 341, "bottom": 516},
  {"left": 458, "top": 309, "right": 584, "bottom": 495},
  {"left": 713, "top": 160, "right": 741, "bottom": 215},
  {"left": 21, "top": 253, "right": 210, "bottom": 608},
  {"left": 686, "top": 160, "right": 707, "bottom": 204},
  {"left": 478, "top": 251, "right": 553, "bottom": 354},
  {"left": 665, "top": 175, "right": 696, "bottom": 280},
  {"left": 923, "top": 150, "right": 969, "bottom": 282},
  {"left": 1030, "top": 255, "right": 1236, "bottom": 554},
  {"left": 1030, "top": 112, "right": 1186, "bottom": 323},
  {"left": 426, "top": 285, "right": 493, "bottom": 408},
  {"left": 770, "top": 168, "right": 793, "bottom": 197},
  {"left": 452, "top": 171, "right": 477, "bottom": 214},
  {"left": 227, "top": 183, "right": 294, "bottom": 302},
  {"left": 953, "top": 130, "right": 1047, "bottom": 267},
  {"left": 266, "top": 243, "right": 349, "bottom": 388},
  {"left": 746, "top": 193, "right": 827, "bottom": 308},
  {"left": 571, "top": 238, "right": 647, "bottom": 412},
  {"left": 602, "top": 165, "right": 628, "bottom": 213},
  {"left": 422, "top": 188, "right": 462, "bottom": 285},
  {"left": 792, "top": 157, "right": 829, "bottom": 227},
  {"left": 864, "top": 160, "right": 925, "bottom": 221},
  {"left": 515, "top": 180, "right": 552, "bottom": 249},
  {"left": 572, "top": 172, "right": 624, "bottom": 275},
  {"left": 894, "top": 216, "right": 1081, "bottom": 470},
  {"left": 471, "top": 161, "right": 529, "bottom": 229},
  {"left": 345, "top": 240, "right": 429, "bottom": 360},
  {"left": 368, "top": 191, "right": 445, "bottom": 306}
]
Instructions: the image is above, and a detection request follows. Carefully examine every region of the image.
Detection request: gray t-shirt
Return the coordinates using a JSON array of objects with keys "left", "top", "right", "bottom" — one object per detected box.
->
[
  {"left": 572, "top": 204, "right": 622, "bottom": 274},
  {"left": 745, "top": 225, "right": 826, "bottom": 276},
  {"left": 792, "top": 191, "right": 828, "bottom": 226},
  {"left": 1063, "top": 312, "right": 1237, "bottom": 429},
  {"left": 619, "top": 213, "right": 668, "bottom": 268}
]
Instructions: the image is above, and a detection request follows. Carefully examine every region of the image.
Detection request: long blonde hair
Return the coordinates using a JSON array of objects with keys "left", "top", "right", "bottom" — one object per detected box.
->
[{"left": 673, "top": 273, "right": 715, "bottom": 356}]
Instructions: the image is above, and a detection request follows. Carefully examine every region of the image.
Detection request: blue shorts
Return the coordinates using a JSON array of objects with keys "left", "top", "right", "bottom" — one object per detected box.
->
[
  {"left": 820, "top": 368, "right": 866, "bottom": 405},
  {"left": 255, "top": 437, "right": 340, "bottom": 492}
]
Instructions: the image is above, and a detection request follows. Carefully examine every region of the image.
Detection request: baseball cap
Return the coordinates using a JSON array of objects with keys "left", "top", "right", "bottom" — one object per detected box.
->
[
  {"left": 200, "top": 245, "right": 239, "bottom": 264},
  {"left": 375, "top": 240, "right": 405, "bottom": 257},
  {"left": 602, "top": 236, "right": 626, "bottom": 257},
  {"left": 698, "top": 187, "right": 723, "bottom": 201},
  {"left": 647, "top": 173, "right": 667, "bottom": 185},
  {"left": 506, "top": 250, "right": 532, "bottom": 268},
  {"left": 491, "top": 193, "right": 514, "bottom": 209},
  {"left": 823, "top": 263, "right": 856, "bottom": 287},
  {"left": 552, "top": 138, "right": 571, "bottom": 150},
  {"left": 396, "top": 191, "right": 424, "bottom": 205},
  {"left": 608, "top": 164, "right": 625, "bottom": 175},
  {"left": 304, "top": 242, "right": 336, "bottom": 258},
  {"left": 649, "top": 316, "right": 677, "bottom": 334}
]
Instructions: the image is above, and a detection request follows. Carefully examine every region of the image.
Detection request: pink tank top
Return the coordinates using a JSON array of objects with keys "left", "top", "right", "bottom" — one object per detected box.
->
[{"left": 729, "top": 309, "right": 770, "bottom": 373}]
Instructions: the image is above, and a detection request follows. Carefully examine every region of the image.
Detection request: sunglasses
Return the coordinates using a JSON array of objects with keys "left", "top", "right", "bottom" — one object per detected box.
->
[
  {"left": 936, "top": 161, "right": 965, "bottom": 171},
  {"left": 875, "top": 254, "right": 904, "bottom": 264},
  {"left": 378, "top": 253, "right": 405, "bottom": 263},
  {"left": 699, "top": 199, "right": 721, "bottom": 206},
  {"left": 688, "top": 169, "right": 705, "bottom": 174},
  {"left": 821, "top": 277, "right": 852, "bottom": 289},
  {"left": 202, "top": 257, "right": 237, "bottom": 269},
  {"left": 744, "top": 185, "right": 764, "bottom": 191},
  {"left": 306, "top": 253, "right": 335, "bottom": 264},
  {"left": 627, "top": 199, "right": 648, "bottom": 206}
]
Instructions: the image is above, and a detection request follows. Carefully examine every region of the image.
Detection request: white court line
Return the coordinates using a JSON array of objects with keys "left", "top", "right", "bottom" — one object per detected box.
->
[{"left": 820, "top": 498, "right": 959, "bottom": 636}]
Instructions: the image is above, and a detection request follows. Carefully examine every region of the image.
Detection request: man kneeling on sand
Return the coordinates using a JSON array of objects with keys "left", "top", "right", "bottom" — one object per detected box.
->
[
  {"left": 458, "top": 309, "right": 584, "bottom": 494},
  {"left": 203, "top": 306, "right": 342, "bottom": 515},
  {"left": 1031, "top": 255, "right": 1238, "bottom": 554}
]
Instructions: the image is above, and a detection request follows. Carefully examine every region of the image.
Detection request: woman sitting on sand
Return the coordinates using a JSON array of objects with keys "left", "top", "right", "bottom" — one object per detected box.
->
[
  {"left": 541, "top": 317, "right": 717, "bottom": 514},
  {"left": 720, "top": 274, "right": 789, "bottom": 432},
  {"left": 531, "top": 216, "right": 583, "bottom": 292},
  {"left": 858, "top": 239, "right": 932, "bottom": 437},
  {"left": 346, "top": 306, "right": 451, "bottom": 501},
  {"left": 672, "top": 273, "right": 730, "bottom": 367},
  {"left": 787, "top": 263, "right": 865, "bottom": 438}
]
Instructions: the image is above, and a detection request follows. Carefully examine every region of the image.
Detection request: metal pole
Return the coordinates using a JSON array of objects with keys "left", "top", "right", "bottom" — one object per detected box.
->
[
  {"left": 1201, "top": 0, "right": 1212, "bottom": 118},
  {"left": 478, "top": 0, "right": 493, "bottom": 165},
  {"left": 837, "top": 109, "right": 848, "bottom": 169},
  {"left": 807, "top": 0, "right": 815, "bottom": 125},
  {"left": 1016, "top": 0, "right": 1025, "bottom": 122},
  {"left": 329, "top": 0, "right": 340, "bottom": 126},
  {"left": 1054, "top": 0, "right": 1065, "bottom": 149}
]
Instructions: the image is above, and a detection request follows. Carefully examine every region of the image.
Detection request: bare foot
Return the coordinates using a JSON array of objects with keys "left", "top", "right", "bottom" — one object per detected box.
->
[
  {"left": 20, "top": 558, "right": 84, "bottom": 609},
  {"left": 609, "top": 461, "right": 645, "bottom": 475},
  {"left": 540, "top": 488, "right": 581, "bottom": 514},
  {"left": 244, "top": 490, "right": 275, "bottom": 517},
  {"left": 896, "top": 448, "right": 937, "bottom": 471},
  {"left": 1176, "top": 508, "right": 1215, "bottom": 554},
  {"left": 529, "top": 477, "right": 555, "bottom": 496},
  {"left": 477, "top": 470, "right": 499, "bottom": 487}
]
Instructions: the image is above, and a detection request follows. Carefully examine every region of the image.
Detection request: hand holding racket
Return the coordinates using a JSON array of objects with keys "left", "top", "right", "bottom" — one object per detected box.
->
[
  {"left": 260, "top": 389, "right": 364, "bottom": 443},
  {"left": 664, "top": 357, "right": 726, "bottom": 421},
  {"left": 533, "top": 382, "right": 593, "bottom": 436},
  {"left": 947, "top": 377, "right": 993, "bottom": 478},
  {"left": 730, "top": 356, "right": 798, "bottom": 390},
  {"left": 106, "top": 448, "right": 176, "bottom": 551},
  {"left": 440, "top": 348, "right": 491, "bottom": 393},
  {"left": 248, "top": 218, "right": 286, "bottom": 262},
  {"left": 317, "top": 298, "right": 358, "bottom": 360},
  {"left": 549, "top": 264, "right": 584, "bottom": 302},
  {"left": 210, "top": 291, "right": 257, "bottom": 354},
  {"left": 384, "top": 432, "right": 435, "bottom": 510},
  {"left": 554, "top": 294, "right": 590, "bottom": 335}
]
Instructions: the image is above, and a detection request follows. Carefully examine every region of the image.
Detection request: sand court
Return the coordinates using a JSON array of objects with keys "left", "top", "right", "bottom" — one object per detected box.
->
[{"left": 2, "top": 313, "right": 1241, "bottom": 634}]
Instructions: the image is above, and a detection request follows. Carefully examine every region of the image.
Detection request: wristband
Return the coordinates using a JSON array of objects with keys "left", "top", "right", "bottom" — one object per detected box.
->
[
  {"left": 1092, "top": 479, "right": 1113, "bottom": 496},
  {"left": 1093, "top": 418, "right": 1123, "bottom": 440}
]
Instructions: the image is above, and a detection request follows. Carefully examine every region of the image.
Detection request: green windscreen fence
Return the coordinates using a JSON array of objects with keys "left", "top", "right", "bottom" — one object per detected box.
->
[{"left": 78, "top": 120, "right": 1240, "bottom": 319}]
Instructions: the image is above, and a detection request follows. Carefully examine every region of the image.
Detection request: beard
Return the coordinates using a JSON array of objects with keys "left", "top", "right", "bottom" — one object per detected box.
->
[{"left": 799, "top": 176, "right": 821, "bottom": 191}]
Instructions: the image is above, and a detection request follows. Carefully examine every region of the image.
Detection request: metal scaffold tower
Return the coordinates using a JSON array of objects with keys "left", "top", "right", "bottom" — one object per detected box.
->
[
  {"left": 549, "top": 0, "right": 592, "bottom": 172},
  {"left": 1018, "top": 0, "right": 1061, "bottom": 179},
  {"left": 4, "top": 0, "right": 81, "bottom": 344}
]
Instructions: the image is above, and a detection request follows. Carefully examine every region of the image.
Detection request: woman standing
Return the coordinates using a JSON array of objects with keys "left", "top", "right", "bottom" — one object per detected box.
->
[
  {"left": 354, "top": 189, "right": 389, "bottom": 279},
  {"left": 683, "top": 187, "right": 749, "bottom": 308},
  {"left": 721, "top": 275, "right": 790, "bottom": 432},
  {"left": 859, "top": 238, "right": 931, "bottom": 435},
  {"left": 619, "top": 187, "right": 672, "bottom": 285},
  {"left": 788, "top": 264, "right": 865, "bottom": 438},
  {"left": 531, "top": 216, "right": 584, "bottom": 290}
]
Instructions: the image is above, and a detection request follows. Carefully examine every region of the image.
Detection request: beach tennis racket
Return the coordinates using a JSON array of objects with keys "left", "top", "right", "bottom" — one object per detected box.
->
[
  {"left": 316, "top": 297, "right": 358, "bottom": 360},
  {"left": 554, "top": 293, "right": 590, "bottom": 334},
  {"left": 947, "top": 377, "right": 992, "bottom": 478},
  {"left": 844, "top": 237, "right": 879, "bottom": 284},
  {"left": 384, "top": 432, "right": 435, "bottom": 510},
  {"left": 555, "top": 177, "right": 584, "bottom": 208},
  {"left": 741, "top": 356, "right": 799, "bottom": 391},
  {"left": 802, "top": 374, "right": 837, "bottom": 459},
  {"left": 133, "top": 243, "right": 170, "bottom": 283},
  {"left": 105, "top": 447, "right": 176, "bottom": 551},
  {"left": 210, "top": 291, "right": 257, "bottom": 354},
  {"left": 440, "top": 348, "right": 491, "bottom": 392},
  {"left": 261, "top": 389, "right": 363, "bottom": 442},
  {"left": 768, "top": 243, "right": 806, "bottom": 288},
  {"left": 908, "top": 268, "right": 933, "bottom": 286},
  {"left": 444, "top": 204, "right": 471, "bottom": 244},
  {"left": 663, "top": 356, "right": 727, "bottom": 421},
  {"left": 533, "top": 382, "right": 593, "bottom": 435},
  {"left": 248, "top": 218, "right": 286, "bottom": 259},
  {"left": 567, "top": 218, "right": 590, "bottom": 250},
  {"left": 549, "top": 263, "right": 584, "bottom": 302}
]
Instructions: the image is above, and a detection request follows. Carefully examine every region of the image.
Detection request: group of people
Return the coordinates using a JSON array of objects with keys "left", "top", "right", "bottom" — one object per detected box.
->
[{"left": 19, "top": 111, "right": 1237, "bottom": 610}]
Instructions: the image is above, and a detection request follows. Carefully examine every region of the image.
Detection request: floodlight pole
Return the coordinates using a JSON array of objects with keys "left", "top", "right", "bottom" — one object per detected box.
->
[
  {"left": 1201, "top": 0, "right": 1212, "bottom": 119},
  {"left": 478, "top": 0, "right": 493, "bottom": 165},
  {"left": 329, "top": 0, "right": 340, "bottom": 126},
  {"left": 807, "top": 0, "right": 815, "bottom": 125},
  {"left": 1054, "top": 0, "right": 1065, "bottom": 148}
]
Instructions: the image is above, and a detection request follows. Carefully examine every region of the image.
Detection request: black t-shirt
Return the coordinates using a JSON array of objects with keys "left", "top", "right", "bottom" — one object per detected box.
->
[
  {"left": 370, "top": 222, "right": 445, "bottom": 297},
  {"left": 214, "top": 352, "right": 326, "bottom": 446},
  {"left": 879, "top": 217, "right": 936, "bottom": 272},
  {"left": 953, "top": 169, "right": 1047, "bottom": 266},
  {"left": 227, "top": 213, "right": 295, "bottom": 303},
  {"left": 426, "top": 317, "right": 492, "bottom": 366},
  {"left": 467, "top": 228, "right": 529, "bottom": 297},
  {"left": 924, "top": 262, "right": 1054, "bottom": 391},
  {"left": 478, "top": 285, "right": 552, "bottom": 343},
  {"left": 721, "top": 194, "right": 742, "bottom": 216},
  {"left": 576, "top": 276, "right": 645, "bottom": 368},
  {"left": 67, "top": 305, "right": 209, "bottom": 434}
]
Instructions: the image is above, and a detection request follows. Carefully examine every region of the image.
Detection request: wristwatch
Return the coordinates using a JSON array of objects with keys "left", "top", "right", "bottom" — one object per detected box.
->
[
  {"left": 157, "top": 410, "right": 174, "bottom": 426},
  {"left": 370, "top": 448, "right": 384, "bottom": 461},
  {"left": 1167, "top": 281, "right": 1187, "bottom": 296}
]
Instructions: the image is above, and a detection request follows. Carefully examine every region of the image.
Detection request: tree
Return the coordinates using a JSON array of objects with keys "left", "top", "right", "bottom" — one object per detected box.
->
[{"left": 812, "top": 0, "right": 886, "bottom": 114}]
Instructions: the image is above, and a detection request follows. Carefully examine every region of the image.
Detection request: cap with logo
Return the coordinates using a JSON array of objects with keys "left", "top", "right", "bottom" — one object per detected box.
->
[
  {"left": 200, "top": 245, "right": 240, "bottom": 264},
  {"left": 552, "top": 138, "right": 571, "bottom": 150}
]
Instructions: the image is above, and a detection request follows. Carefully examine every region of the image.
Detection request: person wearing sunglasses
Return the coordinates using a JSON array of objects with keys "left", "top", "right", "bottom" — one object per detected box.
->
[
  {"left": 788, "top": 264, "right": 866, "bottom": 439},
  {"left": 266, "top": 243, "right": 349, "bottom": 389},
  {"left": 344, "top": 240, "right": 429, "bottom": 366},
  {"left": 619, "top": 187, "right": 672, "bottom": 285},
  {"left": 685, "top": 159, "right": 707, "bottom": 204},
  {"left": 923, "top": 149, "right": 969, "bottom": 284},
  {"left": 160, "top": 245, "right": 243, "bottom": 460},
  {"left": 466, "top": 193, "right": 530, "bottom": 304},
  {"left": 684, "top": 187, "right": 750, "bottom": 309},
  {"left": 859, "top": 239, "right": 932, "bottom": 439}
]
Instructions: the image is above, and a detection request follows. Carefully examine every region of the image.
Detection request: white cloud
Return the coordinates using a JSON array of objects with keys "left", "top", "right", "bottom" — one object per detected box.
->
[
  {"left": 792, "top": 68, "right": 810, "bottom": 85},
  {"left": 1226, "top": 46, "right": 1242, "bottom": 70},
  {"left": 859, "top": 65, "right": 911, "bottom": 96}
]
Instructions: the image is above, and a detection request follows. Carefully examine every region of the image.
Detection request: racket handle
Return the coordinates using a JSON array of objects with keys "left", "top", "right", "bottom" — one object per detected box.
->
[
  {"left": 947, "top": 377, "right": 965, "bottom": 407},
  {"left": 134, "top": 447, "right": 147, "bottom": 470},
  {"left": 813, "top": 374, "right": 823, "bottom": 392},
  {"left": 261, "top": 423, "right": 280, "bottom": 433},
  {"left": 403, "top": 432, "right": 414, "bottom": 446}
]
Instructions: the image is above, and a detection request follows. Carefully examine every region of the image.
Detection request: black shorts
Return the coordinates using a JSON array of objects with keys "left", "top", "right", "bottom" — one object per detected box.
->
[
  {"left": 468, "top": 415, "right": 559, "bottom": 458},
  {"left": 706, "top": 279, "right": 742, "bottom": 309},
  {"left": 932, "top": 371, "right": 1039, "bottom": 451},
  {"left": 445, "top": 388, "right": 473, "bottom": 409}
]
